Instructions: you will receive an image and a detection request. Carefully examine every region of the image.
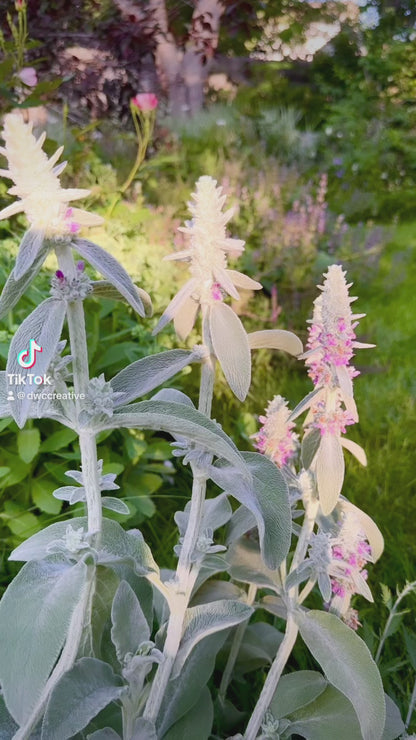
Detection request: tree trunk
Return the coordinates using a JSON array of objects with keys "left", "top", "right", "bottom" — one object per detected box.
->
[{"left": 150, "top": 0, "right": 225, "bottom": 117}]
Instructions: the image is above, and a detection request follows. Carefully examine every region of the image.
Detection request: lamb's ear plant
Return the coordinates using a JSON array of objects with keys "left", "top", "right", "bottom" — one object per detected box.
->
[{"left": 0, "top": 114, "right": 404, "bottom": 740}]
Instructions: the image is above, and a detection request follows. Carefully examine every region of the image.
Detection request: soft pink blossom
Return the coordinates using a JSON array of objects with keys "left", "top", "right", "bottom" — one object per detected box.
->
[
  {"left": 327, "top": 512, "right": 373, "bottom": 628},
  {"left": 311, "top": 398, "right": 355, "bottom": 436},
  {"left": 253, "top": 395, "right": 298, "bottom": 468},
  {"left": 18, "top": 67, "right": 38, "bottom": 87},
  {"left": 131, "top": 93, "right": 158, "bottom": 112}
]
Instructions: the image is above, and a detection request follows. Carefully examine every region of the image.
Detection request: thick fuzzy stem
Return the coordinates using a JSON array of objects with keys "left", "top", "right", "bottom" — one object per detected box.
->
[
  {"left": 244, "top": 615, "right": 299, "bottom": 740},
  {"left": 143, "top": 305, "right": 215, "bottom": 723},
  {"left": 55, "top": 243, "right": 102, "bottom": 536}
]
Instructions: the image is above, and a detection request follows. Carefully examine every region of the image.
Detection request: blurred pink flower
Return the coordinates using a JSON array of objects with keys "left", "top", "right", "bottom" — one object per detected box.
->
[
  {"left": 18, "top": 67, "right": 38, "bottom": 87},
  {"left": 131, "top": 93, "right": 158, "bottom": 112}
]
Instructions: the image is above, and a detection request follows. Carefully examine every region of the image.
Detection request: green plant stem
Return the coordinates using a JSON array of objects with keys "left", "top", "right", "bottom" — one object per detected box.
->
[
  {"left": 298, "top": 577, "right": 316, "bottom": 604},
  {"left": 405, "top": 675, "right": 416, "bottom": 731},
  {"left": 244, "top": 615, "right": 299, "bottom": 740},
  {"left": 107, "top": 113, "right": 154, "bottom": 217},
  {"left": 55, "top": 243, "right": 102, "bottom": 536},
  {"left": 143, "top": 305, "right": 215, "bottom": 724},
  {"left": 375, "top": 580, "right": 416, "bottom": 664},
  {"left": 13, "top": 564, "right": 95, "bottom": 740},
  {"left": 242, "top": 491, "right": 319, "bottom": 739},
  {"left": 218, "top": 584, "right": 257, "bottom": 706}
]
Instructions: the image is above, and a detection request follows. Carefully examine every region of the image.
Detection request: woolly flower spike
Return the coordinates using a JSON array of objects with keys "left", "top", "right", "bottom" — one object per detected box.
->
[
  {"left": 154, "top": 175, "right": 262, "bottom": 340},
  {"left": 304, "top": 264, "right": 374, "bottom": 414},
  {"left": 253, "top": 395, "right": 298, "bottom": 468},
  {"left": 299, "top": 266, "right": 374, "bottom": 515},
  {"left": 328, "top": 511, "right": 374, "bottom": 628},
  {"left": 0, "top": 113, "right": 103, "bottom": 279}
]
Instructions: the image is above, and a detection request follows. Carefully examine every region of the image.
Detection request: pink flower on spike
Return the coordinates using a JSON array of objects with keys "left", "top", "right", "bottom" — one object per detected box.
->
[
  {"left": 327, "top": 511, "right": 374, "bottom": 628},
  {"left": 253, "top": 395, "right": 298, "bottom": 468},
  {"left": 18, "top": 67, "right": 38, "bottom": 87},
  {"left": 131, "top": 93, "right": 158, "bottom": 112}
]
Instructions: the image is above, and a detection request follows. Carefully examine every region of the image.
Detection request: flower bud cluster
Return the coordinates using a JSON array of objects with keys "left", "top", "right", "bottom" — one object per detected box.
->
[
  {"left": 50, "top": 261, "right": 93, "bottom": 302},
  {"left": 80, "top": 374, "right": 122, "bottom": 423}
]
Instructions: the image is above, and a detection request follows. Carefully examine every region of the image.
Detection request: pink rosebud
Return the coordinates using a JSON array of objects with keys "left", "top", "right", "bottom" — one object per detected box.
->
[
  {"left": 18, "top": 67, "right": 38, "bottom": 87},
  {"left": 131, "top": 93, "right": 158, "bottom": 112}
]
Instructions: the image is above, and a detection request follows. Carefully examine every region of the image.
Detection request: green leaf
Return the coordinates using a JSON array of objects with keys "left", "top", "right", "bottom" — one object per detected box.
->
[
  {"left": 270, "top": 670, "right": 328, "bottom": 718},
  {"left": 0, "top": 451, "right": 30, "bottom": 489},
  {"left": 106, "top": 400, "right": 248, "bottom": 475},
  {"left": 234, "top": 623, "right": 284, "bottom": 675},
  {"left": 212, "top": 451, "right": 291, "bottom": 569},
  {"left": 0, "top": 500, "right": 40, "bottom": 538},
  {"left": 87, "top": 730, "right": 121, "bottom": 740},
  {"left": 301, "top": 429, "right": 321, "bottom": 469},
  {"left": 6, "top": 297, "right": 67, "bottom": 427},
  {"left": 0, "top": 694, "right": 18, "bottom": 737},
  {"left": 111, "top": 580, "right": 149, "bottom": 662},
  {"left": 158, "top": 632, "right": 227, "bottom": 737},
  {"left": 80, "top": 566, "right": 120, "bottom": 659},
  {"left": 42, "top": 658, "right": 124, "bottom": 740},
  {"left": 382, "top": 694, "right": 405, "bottom": 740},
  {"left": 286, "top": 684, "right": 365, "bottom": 739},
  {"left": 209, "top": 302, "right": 251, "bottom": 401},
  {"left": 248, "top": 329, "right": 303, "bottom": 356},
  {"left": 0, "top": 241, "right": 50, "bottom": 321},
  {"left": 110, "top": 350, "right": 197, "bottom": 406},
  {"left": 101, "top": 497, "right": 130, "bottom": 515},
  {"left": 0, "top": 557, "right": 89, "bottom": 725},
  {"left": 403, "top": 627, "right": 416, "bottom": 671},
  {"left": 315, "top": 434, "right": 345, "bottom": 515},
  {"left": 17, "top": 427, "right": 41, "bottom": 463},
  {"left": 0, "top": 466, "right": 10, "bottom": 478},
  {"left": 130, "top": 719, "right": 157, "bottom": 740},
  {"left": 32, "top": 478, "right": 63, "bottom": 515},
  {"left": 296, "top": 610, "right": 385, "bottom": 740},
  {"left": 40, "top": 428, "right": 78, "bottom": 452},
  {"left": 173, "top": 599, "right": 254, "bottom": 677},
  {"left": 10, "top": 517, "right": 157, "bottom": 576},
  {"left": 162, "top": 686, "right": 213, "bottom": 740},
  {"left": 73, "top": 238, "right": 146, "bottom": 316},
  {"left": 227, "top": 537, "right": 280, "bottom": 591}
]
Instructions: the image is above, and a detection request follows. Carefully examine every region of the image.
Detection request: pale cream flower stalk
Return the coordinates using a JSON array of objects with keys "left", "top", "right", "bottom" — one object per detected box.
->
[
  {"left": 154, "top": 175, "right": 262, "bottom": 339},
  {"left": 153, "top": 175, "right": 303, "bottom": 404},
  {"left": 0, "top": 113, "right": 103, "bottom": 279}
]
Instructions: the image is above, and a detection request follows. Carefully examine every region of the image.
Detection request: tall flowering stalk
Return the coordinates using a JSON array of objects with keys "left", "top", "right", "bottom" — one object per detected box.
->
[
  {"left": 296, "top": 264, "right": 375, "bottom": 515},
  {"left": 243, "top": 265, "right": 381, "bottom": 740}
]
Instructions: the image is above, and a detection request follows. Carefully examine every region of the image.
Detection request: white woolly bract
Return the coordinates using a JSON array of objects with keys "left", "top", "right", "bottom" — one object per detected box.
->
[
  {"left": 155, "top": 175, "right": 262, "bottom": 337},
  {"left": 0, "top": 114, "right": 103, "bottom": 237},
  {"left": 312, "top": 264, "right": 358, "bottom": 334}
]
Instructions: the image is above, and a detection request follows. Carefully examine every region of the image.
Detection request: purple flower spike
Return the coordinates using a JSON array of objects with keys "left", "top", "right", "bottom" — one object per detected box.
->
[
  {"left": 55, "top": 270, "right": 65, "bottom": 281},
  {"left": 77, "top": 260, "right": 85, "bottom": 272}
]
